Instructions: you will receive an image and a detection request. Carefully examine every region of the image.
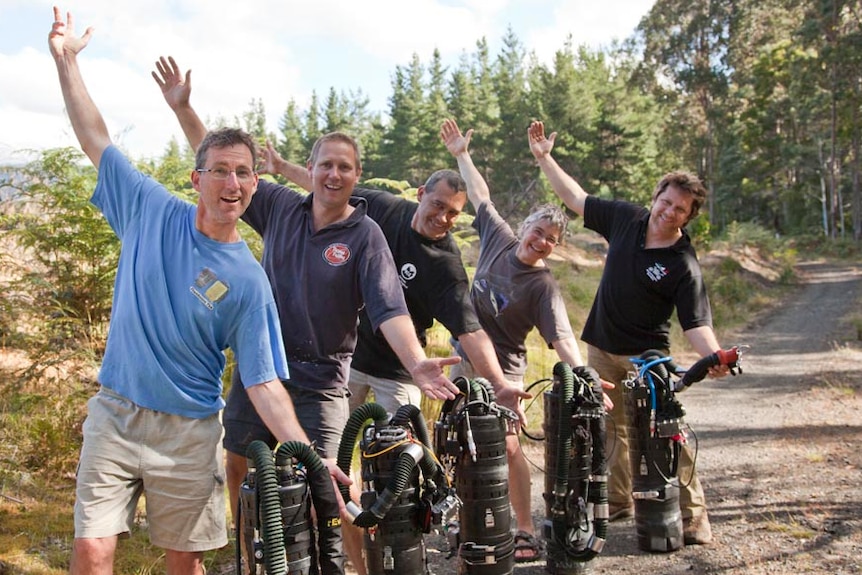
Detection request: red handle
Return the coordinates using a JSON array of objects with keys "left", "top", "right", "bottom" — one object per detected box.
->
[{"left": 677, "top": 346, "right": 742, "bottom": 389}]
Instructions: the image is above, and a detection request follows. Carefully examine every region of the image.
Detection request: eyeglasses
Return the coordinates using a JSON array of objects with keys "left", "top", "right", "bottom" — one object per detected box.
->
[
  {"left": 196, "top": 167, "right": 256, "bottom": 184},
  {"left": 530, "top": 227, "right": 559, "bottom": 246}
]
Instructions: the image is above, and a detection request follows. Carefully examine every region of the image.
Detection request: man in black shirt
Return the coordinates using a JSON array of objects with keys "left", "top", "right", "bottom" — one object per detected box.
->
[{"left": 529, "top": 120, "right": 730, "bottom": 545}]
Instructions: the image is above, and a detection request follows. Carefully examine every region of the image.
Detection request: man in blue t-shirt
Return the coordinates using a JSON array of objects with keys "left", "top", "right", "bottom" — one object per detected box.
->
[{"left": 49, "top": 10, "right": 328, "bottom": 575}]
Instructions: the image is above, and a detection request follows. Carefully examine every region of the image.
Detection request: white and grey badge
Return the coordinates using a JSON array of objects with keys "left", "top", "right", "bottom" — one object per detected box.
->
[{"left": 399, "top": 262, "right": 417, "bottom": 288}]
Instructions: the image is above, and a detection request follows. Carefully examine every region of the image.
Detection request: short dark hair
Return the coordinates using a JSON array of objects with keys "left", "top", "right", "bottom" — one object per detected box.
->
[
  {"left": 652, "top": 171, "right": 708, "bottom": 223},
  {"left": 308, "top": 132, "right": 362, "bottom": 172},
  {"left": 196, "top": 128, "right": 257, "bottom": 170},
  {"left": 423, "top": 169, "right": 466, "bottom": 195}
]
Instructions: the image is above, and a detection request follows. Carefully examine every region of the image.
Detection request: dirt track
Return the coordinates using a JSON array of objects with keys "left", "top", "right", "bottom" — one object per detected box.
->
[{"left": 425, "top": 260, "right": 862, "bottom": 575}]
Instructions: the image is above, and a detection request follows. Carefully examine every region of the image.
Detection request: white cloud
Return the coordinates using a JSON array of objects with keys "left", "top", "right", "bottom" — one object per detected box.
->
[
  {"left": 527, "top": 0, "right": 652, "bottom": 63},
  {"left": 0, "top": 0, "right": 654, "bottom": 164}
]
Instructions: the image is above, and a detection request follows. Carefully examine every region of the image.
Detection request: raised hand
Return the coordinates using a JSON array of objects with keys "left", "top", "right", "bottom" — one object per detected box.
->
[
  {"left": 527, "top": 120, "right": 556, "bottom": 160},
  {"left": 259, "top": 140, "right": 284, "bottom": 176},
  {"left": 440, "top": 118, "right": 473, "bottom": 157},
  {"left": 152, "top": 56, "right": 191, "bottom": 112},
  {"left": 48, "top": 7, "right": 94, "bottom": 60}
]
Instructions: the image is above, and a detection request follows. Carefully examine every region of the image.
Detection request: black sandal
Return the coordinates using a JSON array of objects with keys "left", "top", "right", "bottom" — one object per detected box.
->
[{"left": 513, "top": 530, "right": 542, "bottom": 563}]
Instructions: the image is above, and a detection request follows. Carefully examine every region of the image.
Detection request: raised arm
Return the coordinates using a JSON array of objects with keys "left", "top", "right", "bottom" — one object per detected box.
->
[
  {"left": 153, "top": 58, "right": 314, "bottom": 191},
  {"left": 152, "top": 56, "right": 207, "bottom": 150},
  {"left": 440, "top": 119, "right": 490, "bottom": 209},
  {"left": 528, "top": 121, "right": 589, "bottom": 217},
  {"left": 48, "top": 8, "right": 109, "bottom": 167},
  {"left": 261, "top": 141, "right": 313, "bottom": 190}
]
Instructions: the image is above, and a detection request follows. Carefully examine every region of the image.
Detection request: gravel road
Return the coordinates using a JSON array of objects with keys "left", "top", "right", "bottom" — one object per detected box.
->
[{"left": 423, "top": 260, "right": 862, "bottom": 575}]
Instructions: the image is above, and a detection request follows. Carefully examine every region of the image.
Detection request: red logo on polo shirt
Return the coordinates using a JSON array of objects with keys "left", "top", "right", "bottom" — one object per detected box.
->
[{"left": 323, "top": 243, "right": 351, "bottom": 266}]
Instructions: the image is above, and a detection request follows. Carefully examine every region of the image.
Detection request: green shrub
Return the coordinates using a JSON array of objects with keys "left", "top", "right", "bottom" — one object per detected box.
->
[
  {"left": 790, "top": 234, "right": 862, "bottom": 260},
  {"left": 363, "top": 177, "right": 412, "bottom": 195},
  {"left": 556, "top": 265, "right": 601, "bottom": 322},
  {"left": 0, "top": 148, "right": 118, "bottom": 353}
]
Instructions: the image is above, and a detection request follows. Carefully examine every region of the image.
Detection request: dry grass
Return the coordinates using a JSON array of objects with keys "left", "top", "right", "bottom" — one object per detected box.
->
[{"left": 760, "top": 512, "right": 818, "bottom": 540}]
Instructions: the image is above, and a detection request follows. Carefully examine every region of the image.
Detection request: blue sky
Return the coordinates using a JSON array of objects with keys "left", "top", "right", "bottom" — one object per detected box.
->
[{"left": 0, "top": 0, "right": 654, "bottom": 165}]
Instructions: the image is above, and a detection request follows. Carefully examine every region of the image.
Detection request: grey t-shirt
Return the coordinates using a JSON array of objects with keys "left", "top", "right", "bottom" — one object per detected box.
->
[{"left": 458, "top": 202, "right": 574, "bottom": 378}]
